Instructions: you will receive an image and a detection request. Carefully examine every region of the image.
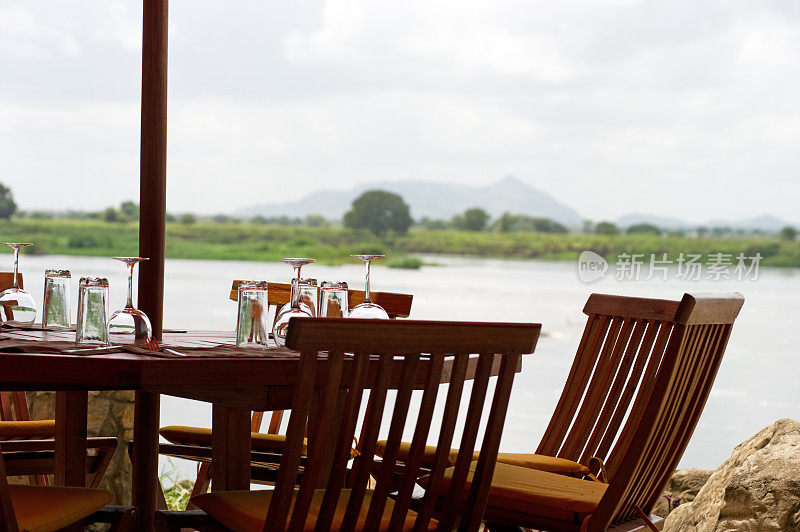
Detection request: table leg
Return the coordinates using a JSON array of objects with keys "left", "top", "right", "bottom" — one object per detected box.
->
[
  {"left": 55, "top": 391, "right": 87, "bottom": 487},
  {"left": 132, "top": 391, "right": 161, "bottom": 531},
  {"left": 211, "top": 404, "right": 251, "bottom": 491}
]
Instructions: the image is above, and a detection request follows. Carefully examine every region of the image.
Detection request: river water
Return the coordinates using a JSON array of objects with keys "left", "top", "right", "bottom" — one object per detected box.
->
[{"left": 11, "top": 253, "right": 800, "bottom": 478}]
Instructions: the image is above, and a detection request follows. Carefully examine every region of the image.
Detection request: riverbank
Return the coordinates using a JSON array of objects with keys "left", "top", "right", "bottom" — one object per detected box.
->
[{"left": 1, "top": 218, "right": 798, "bottom": 267}]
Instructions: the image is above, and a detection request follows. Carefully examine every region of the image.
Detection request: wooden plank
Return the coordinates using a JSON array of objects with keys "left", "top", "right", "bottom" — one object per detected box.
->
[
  {"left": 54, "top": 391, "right": 87, "bottom": 487},
  {"left": 674, "top": 293, "right": 744, "bottom": 325},
  {"left": 286, "top": 318, "right": 540, "bottom": 354},
  {"left": 146, "top": 384, "right": 293, "bottom": 411},
  {"left": 584, "top": 293, "right": 680, "bottom": 321},
  {"left": 0, "top": 272, "right": 21, "bottom": 291}
]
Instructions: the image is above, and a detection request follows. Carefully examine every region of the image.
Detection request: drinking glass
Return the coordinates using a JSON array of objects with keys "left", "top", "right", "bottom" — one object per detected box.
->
[
  {"left": 273, "top": 279, "right": 314, "bottom": 348},
  {"left": 0, "top": 243, "right": 36, "bottom": 326},
  {"left": 319, "top": 281, "right": 349, "bottom": 318},
  {"left": 76, "top": 277, "right": 109, "bottom": 345},
  {"left": 108, "top": 257, "right": 153, "bottom": 341},
  {"left": 275, "top": 258, "right": 317, "bottom": 317},
  {"left": 298, "top": 279, "right": 319, "bottom": 318},
  {"left": 236, "top": 281, "right": 269, "bottom": 348},
  {"left": 348, "top": 254, "right": 389, "bottom": 319},
  {"left": 43, "top": 269, "right": 71, "bottom": 329}
]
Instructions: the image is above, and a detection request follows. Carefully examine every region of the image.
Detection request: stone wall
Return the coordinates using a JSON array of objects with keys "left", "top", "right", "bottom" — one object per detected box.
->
[{"left": 26, "top": 390, "right": 135, "bottom": 505}]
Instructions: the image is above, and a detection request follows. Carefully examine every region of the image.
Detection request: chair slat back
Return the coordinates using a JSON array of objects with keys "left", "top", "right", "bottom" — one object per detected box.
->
[
  {"left": 587, "top": 293, "right": 743, "bottom": 529},
  {"left": 537, "top": 293, "right": 681, "bottom": 464},
  {"left": 230, "top": 280, "right": 413, "bottom": 319},
  {"left": 266, "top": 317, "right": 540, "bottom": 532}
]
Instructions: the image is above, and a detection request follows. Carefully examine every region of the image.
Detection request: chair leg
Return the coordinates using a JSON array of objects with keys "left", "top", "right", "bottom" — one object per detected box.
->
[
  {"left": 157, "top": 479, "right": 169, "bottom": 510},
  {"left": 186, "top": 462, "right": 211, "bottom": 510}
]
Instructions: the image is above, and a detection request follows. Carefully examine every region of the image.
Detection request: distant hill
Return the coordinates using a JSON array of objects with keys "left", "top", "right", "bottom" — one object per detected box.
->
[
  {"left": 617, "top": 213, "right": 791, "bottom": 232},
  {"left": 616, "top": 214, "right": 691, "bottom": 230},
  {"left": 240, "top": 176, "right": 584, "bottom": 227},
  {"left": 707, "top": 215, "right": 789, "bottom": 232}
]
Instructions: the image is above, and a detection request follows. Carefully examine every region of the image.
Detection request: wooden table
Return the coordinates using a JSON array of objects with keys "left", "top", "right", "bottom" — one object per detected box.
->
[{"left": 0, "top": 328, "right": 520, "bottom": 530}]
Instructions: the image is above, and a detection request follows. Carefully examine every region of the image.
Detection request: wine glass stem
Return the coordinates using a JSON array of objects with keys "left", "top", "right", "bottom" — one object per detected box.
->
[
  {"left": 125, "top": 263, "right": 135, "bottom": 309},
  {"left": 291, "top": 265, "right": 302, "bottom": 309},
  {"left": 11, "top": 248, "right": 19, "bottom": 289},
  {"left": 363, "top": 260, "right": 372, "bottom": 304}
]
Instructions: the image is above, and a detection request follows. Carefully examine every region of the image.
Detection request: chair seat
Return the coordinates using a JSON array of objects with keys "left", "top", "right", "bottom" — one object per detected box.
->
[
  {"left": 8, "top": 484, "right": 113, "bottom": 532},
  {"left": 0, "top": 420, "right": 56, "bottom": 440},
  {"left": 192, "top": 488, "right": 437, "bottom": 532},
  {"left": 159, "top": 426, "right": 306, "bottom": 454},
  {"left": 435, "top": 461, "right": 607, "bottom": 524},
  {"left": 375, "top": 440, "right": 589, "bottom": 477}
]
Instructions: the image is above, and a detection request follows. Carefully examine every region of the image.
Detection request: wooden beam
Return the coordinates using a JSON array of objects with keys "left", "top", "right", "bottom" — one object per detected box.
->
[{"left": 138, "top": 0, "right": 169, "bottom": 341}]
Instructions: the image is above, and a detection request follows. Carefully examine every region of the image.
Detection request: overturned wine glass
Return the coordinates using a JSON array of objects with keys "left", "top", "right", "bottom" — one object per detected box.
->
[
  {"left": 0, "top": 243, "right": 36, "bottom": 326},
  {"left": 107, "top": 257, "right": 153, "bottom": 341},
  {"left": 347, "top": 254, "right": 389, "bottom": 319},
  {"left": 273, "top": 258, "right": 316, "bottom": 347}
]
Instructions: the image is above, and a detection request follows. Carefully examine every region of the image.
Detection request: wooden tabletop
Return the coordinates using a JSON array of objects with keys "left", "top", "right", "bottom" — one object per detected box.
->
[{"left": 0, "top": 328, "right": 515, "bottom": 409}]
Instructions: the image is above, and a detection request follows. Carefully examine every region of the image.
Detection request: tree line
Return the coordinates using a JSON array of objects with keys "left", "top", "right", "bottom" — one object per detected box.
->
[{"left": 2, "top": 183, "right": 797, "bottom": 242}]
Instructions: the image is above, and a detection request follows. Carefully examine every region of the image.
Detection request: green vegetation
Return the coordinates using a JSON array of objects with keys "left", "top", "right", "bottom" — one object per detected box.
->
[
  {"left": 452, "top": 207, "right": 490, "bottom": 232},
  {"left": 344, "top": 190, "right": 413, "bottom": 236},
  {"left": 387, "top": 256, "right": 423, "bottom": 269},
  {"left": 0, "top": 218, "right": 798, "bottom": 268},
  {"left": 494, "top": 212, "right": 568, "bottom": 234},
  {"left": 159, "top": 460, "right": 193, "bottom": 511},
  {"left": 780, "top": 226, "right": 797, "bottom": 242},
  {"left": 0, "top": 182, "right": 17, "bottom": 220},
  {"left": 626, "top": 223, "right": 661, "bottom": 235},
  {"left": 595, "top": 221, "right": 620, "bottom": 235}
]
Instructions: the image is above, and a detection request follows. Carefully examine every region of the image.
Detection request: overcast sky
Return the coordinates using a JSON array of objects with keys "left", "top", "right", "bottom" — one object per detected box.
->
[{"left": 0, "top": 0, "right": 798, "bottom": 222}]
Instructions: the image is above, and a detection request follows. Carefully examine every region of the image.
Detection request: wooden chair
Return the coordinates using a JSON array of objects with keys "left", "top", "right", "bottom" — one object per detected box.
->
[
  {"left": 156, "top": 281, "right": 413, "bottom": 500},
  {"left": 183, "top": 317, "right": 539, "bottom": 532},
  {"left": 0, "top": 448, "right": 125, "bottom": 532},
  {"left": 436, "top": 292, "right": 743, "bottom": 531},
  {"left": 0, "top": 273, "right": 117, "bottom": 489}
]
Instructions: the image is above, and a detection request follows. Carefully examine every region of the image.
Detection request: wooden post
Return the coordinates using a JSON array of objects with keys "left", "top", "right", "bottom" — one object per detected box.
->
[
  {"left": 132, "top": 391, "right": 161, "bottom": 531},
  {"left": 136, "top": 1, "right": 167, "bottom": 529},
  {"left": 138, "top": 0, "right": 168, "bottom": 341}
]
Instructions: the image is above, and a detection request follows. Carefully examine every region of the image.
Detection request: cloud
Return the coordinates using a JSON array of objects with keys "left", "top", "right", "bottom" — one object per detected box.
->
[
  {"left": 0, "top": 4, "right": 81, "bottom": 59},
  {"left": 0, "top": 0, "right": 798, "bottom": 222}
]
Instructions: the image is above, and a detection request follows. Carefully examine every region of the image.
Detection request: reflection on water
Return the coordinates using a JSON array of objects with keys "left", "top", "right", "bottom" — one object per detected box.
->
[{"left": 9, "top": 254, "right": 800, "bottom": 478}]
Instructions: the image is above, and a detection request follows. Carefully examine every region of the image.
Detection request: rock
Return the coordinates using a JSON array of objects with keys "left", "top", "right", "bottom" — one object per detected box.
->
[
  {"left": 653, "top": 468, "right": 714, "bottom": 518},
  {"left": 664, "top": 419, "right": 800, "bottom": 531}
]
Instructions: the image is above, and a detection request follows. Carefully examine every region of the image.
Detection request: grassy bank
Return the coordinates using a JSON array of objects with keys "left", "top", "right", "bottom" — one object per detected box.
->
[{"left": 0, "top": 218, "right": 797, "bottom": 268}]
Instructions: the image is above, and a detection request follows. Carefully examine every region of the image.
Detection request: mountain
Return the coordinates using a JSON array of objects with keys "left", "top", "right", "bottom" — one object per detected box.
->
[
  {"left": 712, "top": 215, "right": 789, "bottom": 232},
  {"left": 240, "top": 176, "right": 584, "bottom": 227},
  {"left": 617, "top": 214, "right": 791, "bottom": 232},
  {"left": 616, "top": 214, "right": 691, "bottom": 230}
]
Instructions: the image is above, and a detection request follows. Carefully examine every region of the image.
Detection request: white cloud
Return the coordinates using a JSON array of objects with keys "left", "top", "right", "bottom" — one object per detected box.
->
[
  {"left": 284, "top": 0, "right": 581, "bottom": 82},
  {"left": 0, "top": 0, "right": 798, "bottom": 222},
  {"left": 0, "top": 4, "right": 81, "bottom": 58}
]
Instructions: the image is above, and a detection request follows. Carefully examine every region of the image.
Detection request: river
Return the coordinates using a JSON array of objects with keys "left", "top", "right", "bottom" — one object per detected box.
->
[{"left": 10, "top": 253, "right": 799, "bottom": 479}]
